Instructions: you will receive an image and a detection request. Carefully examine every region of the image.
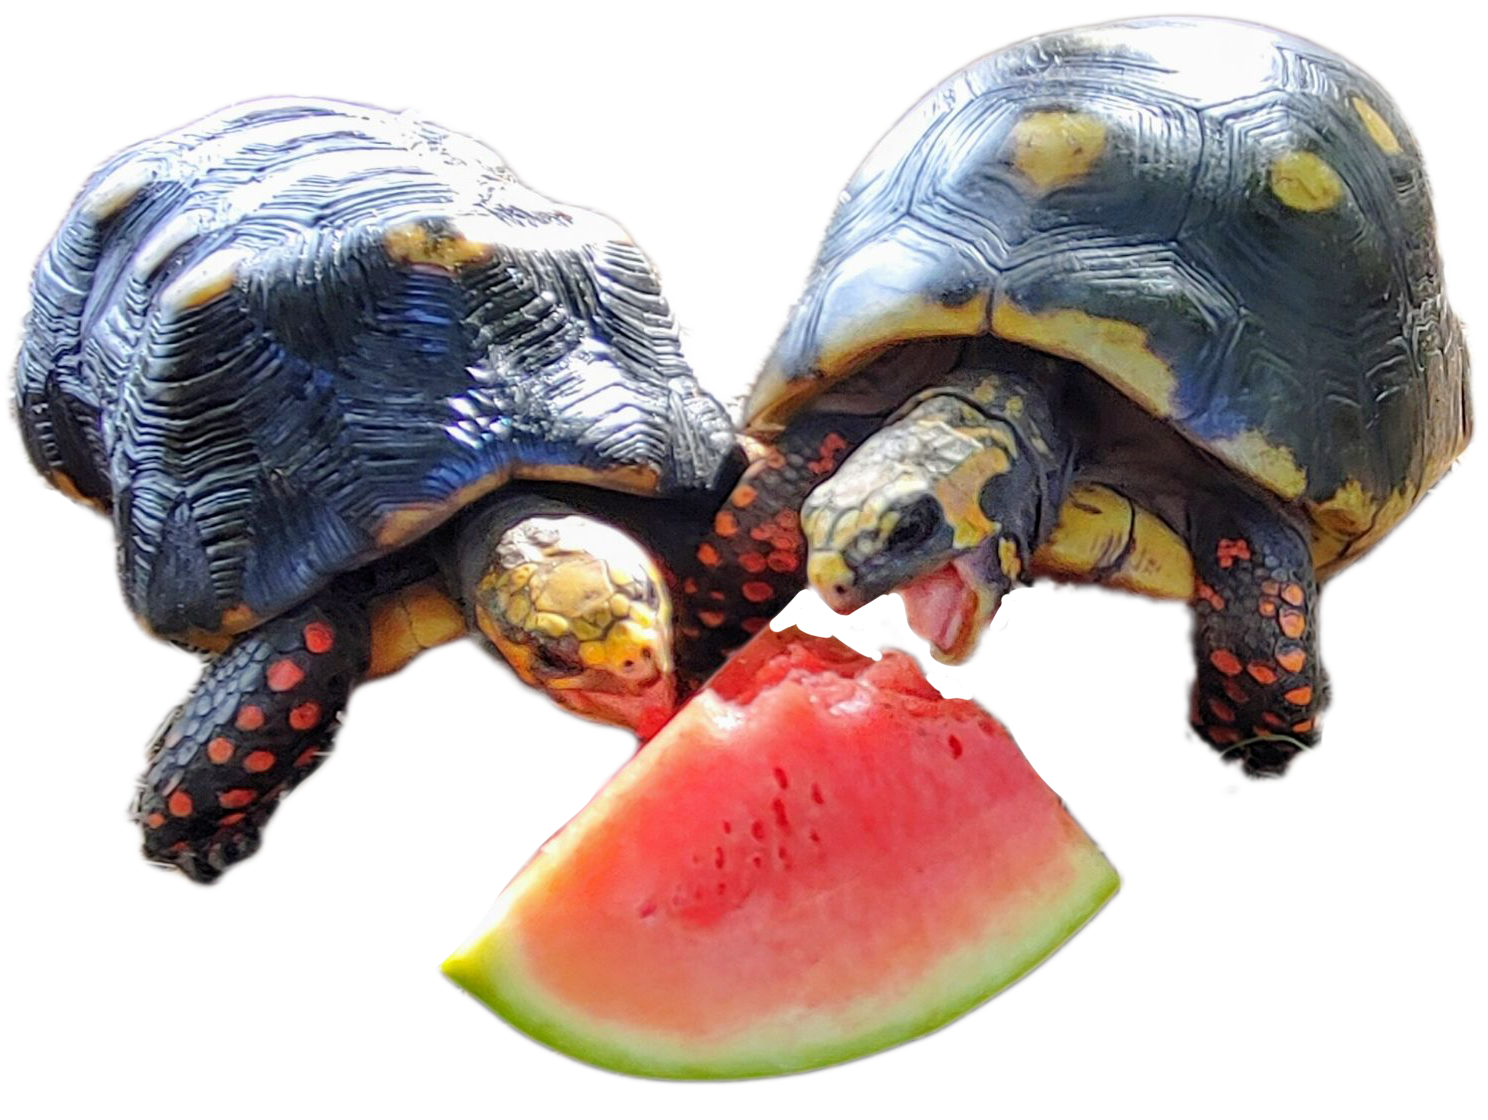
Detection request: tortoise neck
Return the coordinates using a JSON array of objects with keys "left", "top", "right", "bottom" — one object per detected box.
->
[{"left": 672, "top": 415, "right": 878, "bottom": 690}]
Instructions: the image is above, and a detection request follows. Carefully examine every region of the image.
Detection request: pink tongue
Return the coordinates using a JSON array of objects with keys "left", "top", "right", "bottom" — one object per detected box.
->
[{"left": 899, "top": 564, "right": 980, "bottom": 657}]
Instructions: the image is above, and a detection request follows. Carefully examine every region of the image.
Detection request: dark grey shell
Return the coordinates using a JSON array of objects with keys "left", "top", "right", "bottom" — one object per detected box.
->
[
  {"left": 751, "top": 17, "right": 1471, "bottom": 572},
  {"left": 17, "top": 99, "right": 734, "bottom": 638}
]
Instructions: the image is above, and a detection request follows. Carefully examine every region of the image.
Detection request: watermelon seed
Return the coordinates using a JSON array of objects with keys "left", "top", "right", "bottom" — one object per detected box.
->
[
  {"left": 809, "top": 830, "right": 820, "bottom": 843},
  {"left": 714, "top": 846, "right": 725, "bottom": 869},
  {"left": 772, "top": 798, "right": 790, "bottom": 829},
  {"left": 751, "top": 820, "right": 766, "bottom": 840},
  {"left": 949, "top": 735, "right": 964, "bottom": 760},
  {"left": 777, "top": 846, "right": 790, "bottom": 866},
  {"left": 637, "top": 900, "right": 657, "bottom": 918},
  {"left": 717, "top": 882, "right": 726, "bottom": 894},
  {"left": 721, "top": 820, "right": 732, "bottom": 833},
  {"left": 752, "top": 854, "right": 763, "bottom": 868},
  {"left": 773, "top": 767, "right": 789, "bottom": 789},
  {"left": 810, "top": 783, "right": 825, "bottom": 804}
]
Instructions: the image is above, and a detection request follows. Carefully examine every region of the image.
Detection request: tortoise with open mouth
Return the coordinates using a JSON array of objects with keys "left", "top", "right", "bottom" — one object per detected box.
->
[{"left": 745, "top": 17, "right": 1472, "bottom": 774}]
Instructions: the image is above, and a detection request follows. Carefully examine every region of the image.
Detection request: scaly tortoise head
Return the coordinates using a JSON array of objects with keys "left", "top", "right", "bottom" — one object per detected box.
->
[{"left": 470, "top": 515, "right": 675, "bottom": 737}]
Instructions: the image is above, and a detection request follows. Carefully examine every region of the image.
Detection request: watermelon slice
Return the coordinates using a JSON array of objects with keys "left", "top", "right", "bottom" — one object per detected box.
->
[{"left": 443, "top": 628, "right": 1118, "bottom": 1078}]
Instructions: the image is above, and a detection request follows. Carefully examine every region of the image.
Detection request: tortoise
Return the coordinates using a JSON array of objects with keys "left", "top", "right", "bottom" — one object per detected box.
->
[
  {"left": 742, "top": 17, "right": 1472, "bottom": 775},
  {"left": 14, "top": 98, "right": 808, "bottom": 881}
]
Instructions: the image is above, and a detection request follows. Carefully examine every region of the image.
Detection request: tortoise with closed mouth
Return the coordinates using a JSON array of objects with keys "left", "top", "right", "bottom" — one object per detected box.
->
[{"left": 14, "top": 98, "right": 794, "bottom": 880}]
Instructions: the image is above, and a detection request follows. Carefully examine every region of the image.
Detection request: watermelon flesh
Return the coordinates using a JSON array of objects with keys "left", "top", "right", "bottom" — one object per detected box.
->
[{"left": 443, "top": 628, "right": 1118, "bottom": 1078}]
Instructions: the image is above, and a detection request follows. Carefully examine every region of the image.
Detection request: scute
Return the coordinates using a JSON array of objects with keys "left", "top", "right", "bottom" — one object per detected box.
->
[
  {"left": 17, "top": 100, "right": 734, "bottom": 638},
  {"left": 752, "top": 17, "right": 1470, "bottom": 569}
]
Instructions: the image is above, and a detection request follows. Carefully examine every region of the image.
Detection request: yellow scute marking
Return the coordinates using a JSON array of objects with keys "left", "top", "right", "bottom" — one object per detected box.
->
[
  {"left": 1269, "top": 151, "right": 1344, "bottom": 212},
  {"left": 1208, "top": 430, "right": 1308, "bottom": 500},
  {"left": 384, "top": 222, "right": 495, "bottom": 270},
  {"left": 1309, "top": 479, "right": 1376, "bottom": 537},
  {"left": 991, "top": 300, "right": 1176, "bottom": 417},
  {"left": 1009, "top": 110, "right": 1107, "bottom": 192},
  {"left": 1350, "top": 97, "right": 1402, "bottom": 156}
]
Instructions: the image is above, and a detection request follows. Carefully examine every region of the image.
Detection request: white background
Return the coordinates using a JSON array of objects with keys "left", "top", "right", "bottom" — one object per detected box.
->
[{"left": 1, "top": 2, "right": 1483, "bottom": 1117}]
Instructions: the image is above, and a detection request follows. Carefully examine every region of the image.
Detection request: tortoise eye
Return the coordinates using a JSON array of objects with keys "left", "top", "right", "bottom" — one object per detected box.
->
[{"left": 885, "top": 500, "right": 939, "bottom": 553}]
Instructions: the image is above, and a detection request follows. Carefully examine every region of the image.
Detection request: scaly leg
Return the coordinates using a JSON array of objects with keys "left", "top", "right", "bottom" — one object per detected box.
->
[
  {"left": 1188, "top": 492, "right": 1327, "bottom": 776},
  {"left": 135, "top": 596, "right": 370, "bottom": 882}
]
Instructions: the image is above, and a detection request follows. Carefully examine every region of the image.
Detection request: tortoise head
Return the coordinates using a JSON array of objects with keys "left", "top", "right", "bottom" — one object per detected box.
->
[
  {"left": 472, "top": 515, "right": 676, "bottom": 738},
  {"left": 801, "top": 395, "right": 1024, "bottom": 662}
]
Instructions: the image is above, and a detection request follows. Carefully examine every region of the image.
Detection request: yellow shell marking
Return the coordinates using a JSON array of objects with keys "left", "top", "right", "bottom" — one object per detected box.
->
[
  {"left": 1009, "top": 110, "right": 1108, "bottom": 192},
  {"left": 1033, "top": 484, "right": 1194, "bottom": 600},
  {"left": 1269, "top": 151, "right": 1344, "bottom": 212},
  {"left": 1309, "top": 480, "right": 1419, "bottom": 577},
  {"left": 1208, "top": 429, "right": 1309, "bottom": 501},
  {"left": 160, "top": 248, "right": 254, "bottom": 313},
  {"left": 1350, "top": 97, "right": 1402, "bottom": 156},
  {"left": 384, "top": 221, "right": 495, "bottom": 271},
  {"left": 991, "top": 299, "right": 1177, "bottom": 417}
]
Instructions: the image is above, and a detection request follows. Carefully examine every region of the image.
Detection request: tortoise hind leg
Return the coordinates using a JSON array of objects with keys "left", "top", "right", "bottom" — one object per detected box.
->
[
  {"left": 1188, "top": 492, "right": 1327, "bottom": 776},
  {"left": 135, "top": 597, "right": 370, "bottom": 882}
]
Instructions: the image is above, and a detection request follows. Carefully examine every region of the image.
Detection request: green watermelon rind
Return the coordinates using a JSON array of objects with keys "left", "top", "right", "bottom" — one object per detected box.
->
[
  {"left": 434, "top": 636, "right": 1118, "bottom": 1082},
  {"left": 444, "top": 843, "right": 1117, "bottom": 1079}
]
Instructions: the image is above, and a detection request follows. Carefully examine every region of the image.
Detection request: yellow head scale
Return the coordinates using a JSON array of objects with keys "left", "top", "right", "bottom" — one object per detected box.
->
[{"left": 471, "top": 515, "right": 675, "bottom": 734}]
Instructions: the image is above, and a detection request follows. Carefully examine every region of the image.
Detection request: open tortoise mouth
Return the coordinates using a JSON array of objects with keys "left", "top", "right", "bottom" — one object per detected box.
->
[{"left": 897, "top": 556, "right": 1003, "bottom": 664}]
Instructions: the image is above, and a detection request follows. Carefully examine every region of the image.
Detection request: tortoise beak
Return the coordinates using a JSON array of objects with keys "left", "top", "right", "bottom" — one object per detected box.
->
[
  {"left": 560, "top": 673, "right": 678, "bottom": 740},
  {"left": 898, "top": 554, "right": 1004, "bottom": 664}
]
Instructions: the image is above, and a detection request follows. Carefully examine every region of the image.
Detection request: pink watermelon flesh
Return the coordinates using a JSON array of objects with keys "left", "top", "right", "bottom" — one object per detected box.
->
[{"left": 443, "top": 627, "right": 1118, "bottom": 1078}]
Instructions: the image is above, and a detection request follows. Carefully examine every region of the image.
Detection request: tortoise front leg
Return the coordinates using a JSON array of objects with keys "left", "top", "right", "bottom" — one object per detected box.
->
[
  {"left": 1187, "top": 492, "right": 1327, "bottom": 776},
  {"left": 127, "top": 586, "right": 464, "bottom": 892},
  {"left": 135, "top": 596, "right": 370, "bottom": 882}
]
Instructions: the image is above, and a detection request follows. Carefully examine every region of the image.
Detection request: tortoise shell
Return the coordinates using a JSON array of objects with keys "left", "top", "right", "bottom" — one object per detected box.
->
[
  {"left": 17, "top": 99, "right": 734, "bottom": 640},
  {"left": 748, "top": 17, "right": 1471, "bottom": 574}
]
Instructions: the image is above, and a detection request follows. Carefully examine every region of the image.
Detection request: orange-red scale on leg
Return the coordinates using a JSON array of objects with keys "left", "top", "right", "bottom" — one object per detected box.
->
[
  {"left": 1279, "top": 609, "right": 1307, "bottom": 639},
  {"left": 1196, "top": 582, "right": 1226, "bottom": 611},
  {"left": 243, "top": 750, "right": 276, "bottom": 773},
  {"left": 696, "top": 543, "right": 721, "bottom": 568},
  {"left": 767, "top": 550, "right": 799, "bottom": 573},
  {"left": 1284, "top": 685, "right": 1314, "bottom": 707},
  {"left": 1247, "top": 662, "right": 1278, "bottom": 685},
  {"left": 294, "top": 746, "right": 320, "bottom": 768},
  {"left": 1215, "top": 538, "right": 1252, "bottom": 569},
  {"left": 1258, "top": 599, "right": 1278, "bottom": 618},
  {"left": 1208, "top": 726, "right": 1242, "bottom": 745},
  {"left": 742, "top": 581, "right": 775, "bottom": 604},
  {"left": 714, "top": 511, "right": 739, "bottom": 538},
  {"left": 168, "top": 791, "right": 194, "bottom": 817},
  {"left": 218, "top": 812, "right": 246, "bottom": 827},
  {"left": 219, "top": 789, "right": 256, "bottom": 810},
  {"left": 739, "top": 552, "right": 768, "bottom": 574},
  {"left": 289, "top": 702, "right": 322, "bottom": 731},
  {"left": 741, "top": 617, "right": 769, "bottom": 635},
  {"left": 207, "top": 737, "right": 235, "bottom": 764},
  {"left": 1277, "top": 647, "right": 1307, "bottom": 673},
  {"left": 730, "top": 484, "right": 758, "bottom": 509},
  {"left": 1223, "top": 679, "right": 1250, "bottom": 705},
  {"left": 1281, "top": 583, "right": 1307, "bottom": 607},
  {"left": 266, "top": 658, "right": 305, "bottom": 692},
  {"left": 303, "top": 621, "right": 335, "bottom": 654},
  {"left": 1207, "top": 698, "right": 1236, "bottom": 723},
  {"left": 1292, "top": 718, "right": 1315, "bottom": 734},
  {"left": 1209, "top": 649, "right": 1243, "bottom": 676},
  {"left": 234, "top": 705, "right": 265, "bottom": 732},
  {"left": 698, "top": 610, "right": 727, "bottom": 629},
  {"left": 145, "top": 812, "right": 167, "bottom": 829}
]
